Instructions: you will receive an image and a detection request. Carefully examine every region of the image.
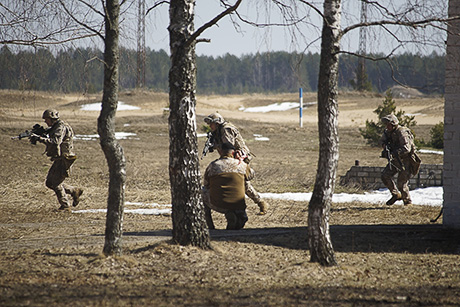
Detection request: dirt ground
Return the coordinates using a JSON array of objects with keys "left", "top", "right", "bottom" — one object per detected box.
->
[{"left": 0, "top": 89, "right": 458, "bottom": 306}]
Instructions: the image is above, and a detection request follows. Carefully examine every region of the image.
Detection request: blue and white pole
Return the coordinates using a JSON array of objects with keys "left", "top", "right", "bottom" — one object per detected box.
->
[{"left": 299, "top": 88, "right": 303, "bottom": 128}]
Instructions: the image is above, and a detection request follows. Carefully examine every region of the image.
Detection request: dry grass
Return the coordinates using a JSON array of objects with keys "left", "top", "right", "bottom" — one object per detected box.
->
[{"left": 1, "top": 90, "right": 458, "bottom": 306}]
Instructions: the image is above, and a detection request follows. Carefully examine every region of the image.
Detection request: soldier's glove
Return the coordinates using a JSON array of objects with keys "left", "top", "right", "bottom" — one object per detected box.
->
[
  {"left": 29, "top": 133, "right": 42, "bottom": 145},
  {"left": 391, "top": 149, "right": 400, "bottom": 158},
  {"left": 234, "top": 150, "right": 248, "bottom": 163}
]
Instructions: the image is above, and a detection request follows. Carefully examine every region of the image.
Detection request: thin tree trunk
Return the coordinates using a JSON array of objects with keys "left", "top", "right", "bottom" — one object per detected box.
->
[
  {"left": 98, "top": 0, "right": 126, "bottom": 256},
  {"left": 168, "top": 0, "right": 211, "bottom": 248},
  {"left": 308, "top": 0, "right": 341, "bottom": 266}
]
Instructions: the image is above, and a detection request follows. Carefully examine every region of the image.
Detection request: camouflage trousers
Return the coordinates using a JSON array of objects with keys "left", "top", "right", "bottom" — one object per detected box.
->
[
  {"left": 45, "top": 157, "right": 76, "bottom": 208},
  {"left": 202, "top": 186, "right": 228, "bottom": 214},
  {"left": 201, "top": 186, "right": 248, "bottom": 230},
  {"left": 245, "top": 180, "right": 262, "bottom": 204},
  {"left": 381, "top": 159, "right": 412, "bottom": 203}
]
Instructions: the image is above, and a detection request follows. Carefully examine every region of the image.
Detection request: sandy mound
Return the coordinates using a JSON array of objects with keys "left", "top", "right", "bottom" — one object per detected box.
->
[{"left": 390, "top": 85, "right": 425, "bottom": 98}]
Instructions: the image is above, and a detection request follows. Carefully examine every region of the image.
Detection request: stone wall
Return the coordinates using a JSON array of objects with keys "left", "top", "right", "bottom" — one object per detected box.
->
[{"left": 339, "top": 164, "right": 443, "bottom": 190}]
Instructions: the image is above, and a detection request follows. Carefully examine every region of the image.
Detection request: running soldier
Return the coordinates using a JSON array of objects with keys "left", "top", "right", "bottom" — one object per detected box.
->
[
  {"left": 32, "top": 109, "right": 83, "bottom": 210},
  {"left": 379, "top": 114, "right": 421, "bottom": 206},
  {"left": 204, "top": 112, "right": 268, "bottom": 214}
]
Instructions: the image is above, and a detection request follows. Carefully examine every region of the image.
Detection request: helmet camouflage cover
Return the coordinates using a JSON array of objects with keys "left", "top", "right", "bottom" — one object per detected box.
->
[
  {"left": 381, "top": 114, "right": 399, "bottom": 125},
  {"left": 42, "top": 109, "right": 59, "bottom": 120},
  {"left": 204, "top": 112, "right": 224, "bottom": 125}
]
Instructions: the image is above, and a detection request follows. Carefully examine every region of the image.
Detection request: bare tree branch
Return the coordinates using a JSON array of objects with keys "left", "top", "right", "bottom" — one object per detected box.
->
[
  {"left": 339, "top": 49, "right": 398, "bottom": 61},
  {"left": 196, "top": 38, "right": 211, "bottom": 44},
  {"left": 0, "top": 0, "right": 104, "bottom": 46},
  {"left": 232, "top": 4, "right": 306, "bottom": 29},
  {"left": 146, "top": 1, "right": 169, "bottom": 16},
  {"left": 364, "top": 0, "right": 400, "bottom": 20},
  {"left": 298, "top": 0, "right": 324, "bottom": 20},
  {"left": 58, "top": 0, "right": 104, "bottom": 40},
  {"left": 0, "top": 34, "right": 98, "bottom": 47},
  {"left": 75, "top": 0, "right": 105, "bottom": 18},
  {"left": 341, "top": 15, "right": 460, "bottom": 37},
  {"left": 186, "top": 0, "right": 242, "bottom": 47}
]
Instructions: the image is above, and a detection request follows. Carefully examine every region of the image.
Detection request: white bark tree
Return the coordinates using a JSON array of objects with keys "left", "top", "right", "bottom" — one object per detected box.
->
[
  {"left": 168, "top": 0, "right": 241, "bottom": 247},
  {"left": 168, "top": 0, "right": 210, "bottom": 247},
  {"left": 308, "top": 0, "right": 341, "bottom": 266},
  {"left": 265, "top": 0, "right": 456, "bottom": 266},
  {"left": 0, "top": 0, "right": 128, "bottom": 256},
  {"left": 98, "top": 0, "right": 124, "bottom": 256},
  {"left": 311, "top": 0, "right": 456, "bottom": 266}
]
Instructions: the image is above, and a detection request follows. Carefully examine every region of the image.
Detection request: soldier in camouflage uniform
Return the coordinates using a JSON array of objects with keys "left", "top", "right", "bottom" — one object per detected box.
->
[
  {"left": 202, "top": 143, "right": 253, "bottom": 230},
  {"left": 379, "top": 114, "right": 421, "bottom": 206},
  {"left": 32, "top": 109, "right": 83, "bottom": 210},
  {"left": 204, "top": 112, "right": 268, "bottom": 215}
]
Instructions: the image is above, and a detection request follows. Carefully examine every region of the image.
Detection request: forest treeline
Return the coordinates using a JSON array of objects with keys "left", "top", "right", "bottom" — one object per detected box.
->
[{"left": 0, "top": 45, "right": 445, "bottom": 95}]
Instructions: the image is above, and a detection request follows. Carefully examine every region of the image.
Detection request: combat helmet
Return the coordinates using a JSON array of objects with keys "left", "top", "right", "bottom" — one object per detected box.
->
[
  {"left": 381, "top": 114, "right": 399, "bottom": 126},
  {"left": 204, "top": 112, "right": 224, "bottom": 125},
  {"left": 42, "top": 109, "right": 59, "bottom": 120}
]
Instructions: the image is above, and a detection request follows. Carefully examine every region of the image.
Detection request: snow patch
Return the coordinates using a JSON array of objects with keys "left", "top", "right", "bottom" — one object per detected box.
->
[
  {"left": 75, "top": 132, "right": 138, "bottom": 140},
  {"left": 80, "top": 101, "right": 140, "bottom": 111}
]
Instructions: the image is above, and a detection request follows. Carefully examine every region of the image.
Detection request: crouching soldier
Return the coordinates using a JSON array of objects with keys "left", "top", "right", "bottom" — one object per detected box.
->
[
  {"left": 202, "top": 143, "right": 253, "bottom": 230},
  {"left": 204, "top": 112, "right": 268, "bottom": 215},
  {"left": 32, "top": 109, "right": 83, "bottom": 210},
  {"left": 379, "top": 114, "right": 421, "bottom": 206}
]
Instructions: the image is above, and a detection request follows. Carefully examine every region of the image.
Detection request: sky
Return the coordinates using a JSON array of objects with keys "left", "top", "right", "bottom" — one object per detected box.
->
[
  {"left": 141, "top": 1, "right": 312, "bottom": 57},
  {"left": 73, "top": 100, "right": 444, "bottom": 215},
  {"left": 138, "top": 0, "right": 447, "bottom": 58},
  {"left": 1, "top": 1, "right": 446, "bottom": 58}
]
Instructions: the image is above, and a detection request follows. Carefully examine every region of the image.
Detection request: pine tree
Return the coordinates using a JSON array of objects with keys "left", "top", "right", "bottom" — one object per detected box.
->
[{"left": 360, "top": 89, "right": 416, "bottom": 145}]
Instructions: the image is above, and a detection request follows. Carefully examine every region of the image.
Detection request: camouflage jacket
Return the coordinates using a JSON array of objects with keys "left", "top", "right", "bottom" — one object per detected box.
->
[
  {"left": 379, "top": 125, "right": 415, "bottom": 159},
  {"left": 379, "top": 125, "right": 422, "bottom": 175},
  {"left": 41, "top": 119, "right": 76, "bottom": 160},
  {"left": 212, "top": 122, "right": 252, "bottom": 160},
  {"left": 204, "top": 154, "right": 254, "bottom": 211}
]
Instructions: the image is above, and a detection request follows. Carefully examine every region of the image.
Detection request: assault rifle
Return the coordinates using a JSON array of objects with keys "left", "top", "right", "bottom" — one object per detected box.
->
[
  {"left": 201, "top": 132, "right": 215, "bottom": 159},
  {"left": 11, "top": 124, "right": 48, "bottom": 145},
  {"left": 380, "top": 141, "right": 403, "bottom": 171}
]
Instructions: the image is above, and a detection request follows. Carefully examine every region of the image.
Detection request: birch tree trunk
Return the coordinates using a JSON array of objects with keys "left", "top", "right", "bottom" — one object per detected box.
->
[
  {"left": 98, "top": 0, "right": 126, "bottom": 256},
  {"left": 308, "top": 0, "right": 341, "bottom": 266},
  {"left": 168, "top": 0, "right": 211, "bottom": 248}
]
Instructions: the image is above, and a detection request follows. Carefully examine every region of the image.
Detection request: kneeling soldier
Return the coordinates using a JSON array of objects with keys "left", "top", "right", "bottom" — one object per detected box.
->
[
  {"left": 202, "top": 143, "right": 253, "bottom": 230},
  {"left": 204, "top": 112, "right": 268, "bottom": 215}
]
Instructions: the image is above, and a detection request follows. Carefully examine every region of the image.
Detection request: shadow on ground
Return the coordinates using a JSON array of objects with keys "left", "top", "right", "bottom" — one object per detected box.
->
[{"left": 124, "top": 224, "right": 460, "bottom": 255}]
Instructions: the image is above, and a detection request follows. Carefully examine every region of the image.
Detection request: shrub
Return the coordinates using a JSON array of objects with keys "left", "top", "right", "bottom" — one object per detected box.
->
[
  {"left": 360, "top": 89, "right": 417, "bottom": 146},
  {"left": 430, "top": 122, "right": 444, "bottom": 149}
]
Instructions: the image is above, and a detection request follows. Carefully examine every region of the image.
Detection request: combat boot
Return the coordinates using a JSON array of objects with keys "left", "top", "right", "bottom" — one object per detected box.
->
[
  {"left": 403, "top": 199, "right": 413, "bottom": 206},
  {"left": 235, "top": 210, "right": 248, "bottom": 230},
  {"left": 58, "top": 204, "right": 71, "bottom": 211},
  {"left": 72, "top": 188, "right": 83, "bottom": 207},
  {"left": 386, "top": 192, "right": 402, "bottom": 206},
  {"left": 257, "top": 200, "right": 268, "bottom": 215},
  {"left": 204, "top": 205, "right": 215, "bottom": 230},
  {"left": 225, "top": 211, "right": 238, "bottom": 230}
]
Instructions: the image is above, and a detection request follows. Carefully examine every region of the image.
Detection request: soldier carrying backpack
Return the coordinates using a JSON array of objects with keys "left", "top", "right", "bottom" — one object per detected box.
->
[{"left": 379, "top": 114, "right": 421, "bottom": 206}]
